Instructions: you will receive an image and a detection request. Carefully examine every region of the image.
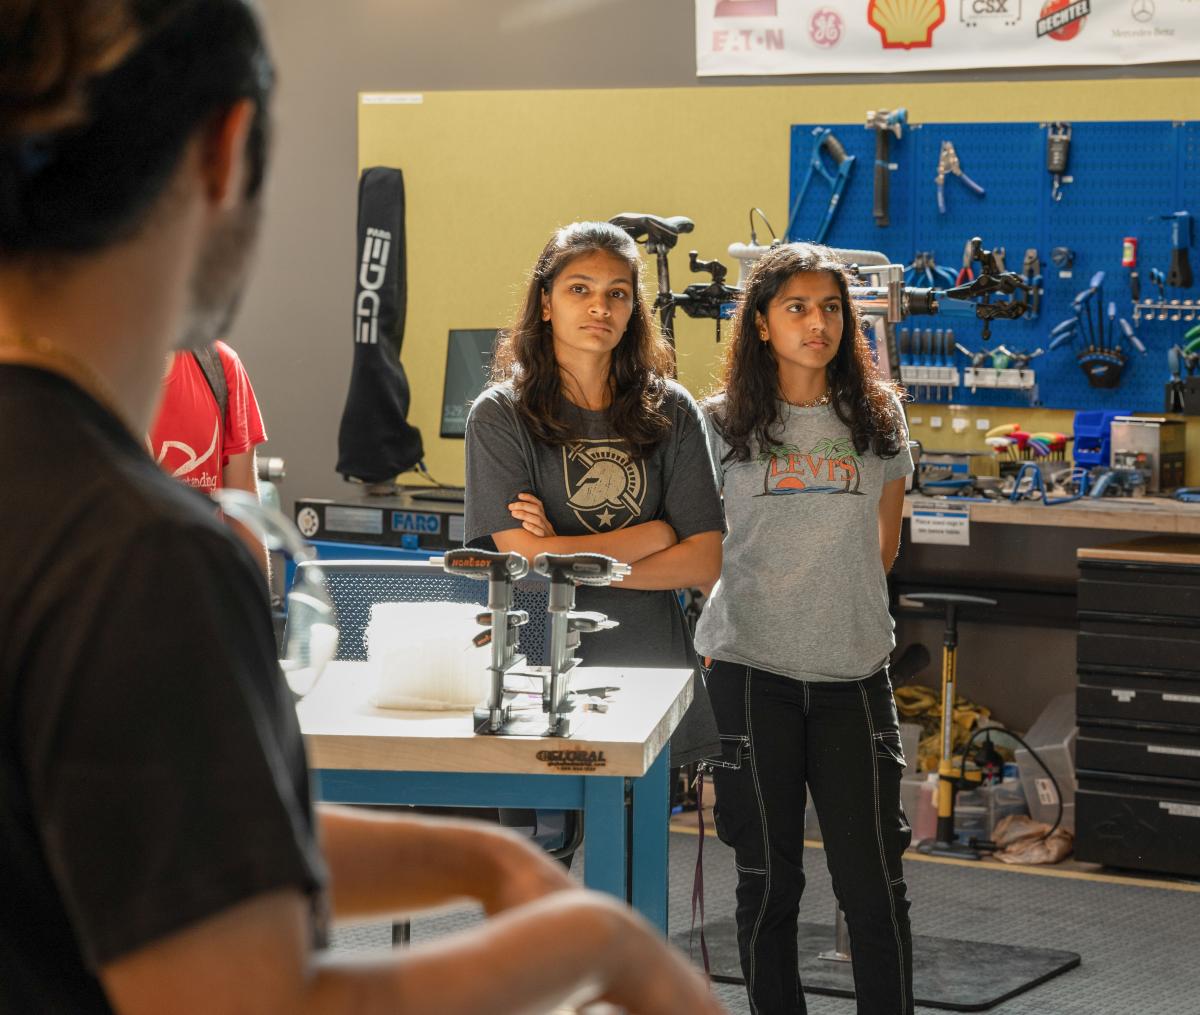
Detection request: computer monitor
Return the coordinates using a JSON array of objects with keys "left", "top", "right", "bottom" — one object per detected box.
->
[{"left": 440, "top": 328, "right": 499, "bottom": 439}]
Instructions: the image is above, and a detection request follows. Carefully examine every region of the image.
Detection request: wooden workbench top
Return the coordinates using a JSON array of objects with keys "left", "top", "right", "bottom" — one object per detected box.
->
[
  {"left": 904, "top": 493, "right": 1200, "bottom": 534},
  {"left": 1077, "top": 535, "right": 1200, "bottom": 566},
  {"left": 297, "top": 661, "right": 693, "bottom": 778}
]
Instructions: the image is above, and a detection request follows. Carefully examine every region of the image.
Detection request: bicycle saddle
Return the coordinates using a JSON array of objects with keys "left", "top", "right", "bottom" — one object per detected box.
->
[{"left": 609, "top": 213, "right": 695, "bottom": 247}]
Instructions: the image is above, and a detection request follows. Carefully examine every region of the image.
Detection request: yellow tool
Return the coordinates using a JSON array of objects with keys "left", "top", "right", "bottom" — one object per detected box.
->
[{"left": 902, "top": 592, "right": 997, "bottom": 860}]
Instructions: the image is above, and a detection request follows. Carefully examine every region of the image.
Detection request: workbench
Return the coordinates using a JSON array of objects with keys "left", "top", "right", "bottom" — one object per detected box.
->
[
  {"left": 893, "top": 495, "right": 1200, "bottom": 730},
  {"left": 297, "top": 661, "right": 692, "bottom": 933},
  {"left": 902, "top": 492, "right": 1200, "bottom": 534}
]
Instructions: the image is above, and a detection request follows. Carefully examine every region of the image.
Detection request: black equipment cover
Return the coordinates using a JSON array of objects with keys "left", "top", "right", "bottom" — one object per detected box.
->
[{"left": 336, "top": 167, "right": 423, "bottom": 482}]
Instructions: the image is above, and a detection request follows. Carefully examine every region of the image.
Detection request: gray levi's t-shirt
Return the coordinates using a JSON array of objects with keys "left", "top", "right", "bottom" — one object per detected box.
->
[
  {"left": 694, "top": 394, "right": 913, "bottom": 683},
  {"left": 463, "top": 380, "right": 725, "bottom": 762}
]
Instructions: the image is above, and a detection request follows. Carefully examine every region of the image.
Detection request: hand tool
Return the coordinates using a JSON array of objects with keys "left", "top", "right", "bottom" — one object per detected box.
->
[
  {"left": 787, "top": 127, "right": 856, "bottom": 244},
  {"left": 1046, "top": 122, "right": 1071, "bottom": 201},
  {"left": 1050, "top": 245, "right": 1075, "bottom": 278},
  {"left": 1021, "top": 249, "right": 1042, "bottom": 320},
  {"left": 865, "top": 107, "right": 906, "bottom": 228},
  {"left": 1117, "top": 317, "right": 1145, "bottom": 354},
  {"left": 957, "top": 341, "right": 987, "bottom": 392},
  {"left": 1150, "top": 267, "right": 1167, "bottom": 301},
  {"left": 1122, "top": 236, "right": 1140, "bottom": 302},
  {"left": 936, "top": 141, "right": 986, "bottom": 214},
  {"left": 1048, "top": 323, "right": 1078, "bottom": 352},
  {"left": 955, "top": 238, "right": 975, "bottom": 285},
  {"left": 1167, "top": 345, "right": 1185, "bottom": 413},
  {"left": 1156, "top": 211, "right": 1193, "bottom": 289},
  {"left": 904, "top": 251, "right": 957, "bottom": 289},
  {"left": 1009, "top": 461, "right": 1083, "bottom": 505},
  {"left": 1008, "top": 347, "right": 1044, "bottom": 371}
]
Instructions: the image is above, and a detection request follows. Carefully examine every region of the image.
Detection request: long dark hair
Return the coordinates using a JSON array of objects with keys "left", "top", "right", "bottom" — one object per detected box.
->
[
  {"left": 0, "top": 0, "right": 273, "bottom": 260},
  {"left": 711, "top": 242, "right": 905, "bottom": 463},
  {"left": 490, "top": 221, "right": 674, "bottom": 458}
]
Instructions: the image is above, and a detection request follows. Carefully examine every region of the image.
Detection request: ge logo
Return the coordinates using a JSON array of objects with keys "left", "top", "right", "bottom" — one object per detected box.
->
[
  {"left": 1131, "top": 0, "right": 1154, "bottom": 21},
  {"left": 296, "top": 507, "right": 320, "bottom": 538},
  {"left": 810, "top": 7, "right": 843, "bottom": 46}
]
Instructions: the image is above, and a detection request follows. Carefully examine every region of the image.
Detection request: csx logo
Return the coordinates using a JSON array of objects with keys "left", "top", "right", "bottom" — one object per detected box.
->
[
  {"left": 355, "top": 227, "right": 391, "bottom": 344},
  {"left": 961, "top": 0, "right": 1018, "bottom": 16}
]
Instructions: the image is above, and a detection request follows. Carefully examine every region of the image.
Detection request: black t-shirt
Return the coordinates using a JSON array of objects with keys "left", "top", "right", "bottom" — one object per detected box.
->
[
  {"left": 464, "top": 379, "right": 724, "bottom": 763},
  {"left": 0, "top": 367, "right": 326, "bottom": 1013}
]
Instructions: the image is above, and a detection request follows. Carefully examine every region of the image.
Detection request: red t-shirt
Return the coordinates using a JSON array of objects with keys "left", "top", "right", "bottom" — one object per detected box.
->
[{"left": 149, "top": 342, "right": 267, "bottom": 493}]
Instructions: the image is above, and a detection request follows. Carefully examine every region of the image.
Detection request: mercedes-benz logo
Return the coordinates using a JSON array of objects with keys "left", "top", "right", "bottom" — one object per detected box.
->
[{"left": 1131, "top": 0, "right": 1155, "bottom": 23}]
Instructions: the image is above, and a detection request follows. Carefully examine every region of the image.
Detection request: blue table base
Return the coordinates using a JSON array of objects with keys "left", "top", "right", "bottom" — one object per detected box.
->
[{"left": 314, "top": 746, "right": 670, "bottom": 931}]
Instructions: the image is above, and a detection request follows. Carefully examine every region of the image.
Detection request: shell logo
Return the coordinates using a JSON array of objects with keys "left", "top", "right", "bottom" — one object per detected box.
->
[{"left": 867, "top": 0, "right": 946, "bottom": 49}]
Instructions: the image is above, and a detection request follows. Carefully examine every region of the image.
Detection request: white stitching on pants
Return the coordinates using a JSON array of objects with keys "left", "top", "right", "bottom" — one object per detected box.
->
[
  {"left": 745, "top": 667, "right": 771, "bottom": 1015},
  {"left": 736, "top": 863, "right": 767, "bottom": 875},
  {"left": 858, "top": 680, "right": 909, "bottom": 1013}
]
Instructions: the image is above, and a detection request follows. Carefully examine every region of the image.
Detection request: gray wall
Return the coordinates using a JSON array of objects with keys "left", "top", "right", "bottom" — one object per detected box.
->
[{"left": 237, "top": 0, "right": 1196, "bottom": 506}]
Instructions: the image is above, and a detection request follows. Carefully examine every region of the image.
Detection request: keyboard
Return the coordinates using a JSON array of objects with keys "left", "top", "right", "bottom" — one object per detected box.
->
[{"left": 408, "top": 487, "right": 466, "bottom": 503}]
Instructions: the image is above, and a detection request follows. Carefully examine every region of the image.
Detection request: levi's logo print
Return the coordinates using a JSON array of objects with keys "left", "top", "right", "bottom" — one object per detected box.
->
[
  {"left": 758, "top": 438, "right": 863, "bottom": 496},
  {"left": 563, "top": 439, "right": 647, "bottom": 531}
]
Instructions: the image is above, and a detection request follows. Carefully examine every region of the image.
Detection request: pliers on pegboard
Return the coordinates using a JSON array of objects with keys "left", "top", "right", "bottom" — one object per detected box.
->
[
  {"left": 904, "top": 251, "right": 957, "bottom": 289},
  {"left": 955, "top": 238, "right": 976, "bottom": 286},
  {"left": 935, "top": 141, "right": 986, "bottom": 215}
]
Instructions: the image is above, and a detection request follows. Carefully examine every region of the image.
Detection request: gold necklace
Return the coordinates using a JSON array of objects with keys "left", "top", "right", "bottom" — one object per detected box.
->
[
  {"left": 789, "top": 390, "right": 831, "bottom": 408},
  {"left": 0, "top": 331, "right": 133, "bottom": 435}
]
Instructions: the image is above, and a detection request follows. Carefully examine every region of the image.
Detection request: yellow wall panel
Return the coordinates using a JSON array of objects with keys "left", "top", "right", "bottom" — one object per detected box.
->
[{"left": 359, "top": 79, "right": 1200, "bottom": 486}]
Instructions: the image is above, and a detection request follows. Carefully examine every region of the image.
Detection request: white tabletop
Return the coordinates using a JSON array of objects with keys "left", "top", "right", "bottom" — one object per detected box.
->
[{"left": 297, "top": 661, "right": 693, "bottom": 778}]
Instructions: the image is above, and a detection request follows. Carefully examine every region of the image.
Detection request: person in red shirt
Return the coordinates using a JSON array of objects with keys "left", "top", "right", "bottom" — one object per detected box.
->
[{"left": 149, "top": 341, "right": 270, "bottom": 577}]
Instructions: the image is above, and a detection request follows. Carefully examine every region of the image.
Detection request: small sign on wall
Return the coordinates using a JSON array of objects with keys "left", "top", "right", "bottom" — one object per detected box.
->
[{"left": 910, "top": 499, "right": 970, "bottom": 546}]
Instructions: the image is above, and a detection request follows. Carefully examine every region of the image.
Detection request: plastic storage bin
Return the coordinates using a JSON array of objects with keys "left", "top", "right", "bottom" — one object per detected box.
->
[
  {"left": 1072, "top": 408, "right": 1132, "bottom": 469},
  {"left": 1015, "top": 692, "right": 1077, "bottom": 832}
]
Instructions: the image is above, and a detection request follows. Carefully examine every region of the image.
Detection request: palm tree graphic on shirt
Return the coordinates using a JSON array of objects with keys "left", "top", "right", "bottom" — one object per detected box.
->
[{"left": 757, "top": 437, "right": 862, "bottom": 496}]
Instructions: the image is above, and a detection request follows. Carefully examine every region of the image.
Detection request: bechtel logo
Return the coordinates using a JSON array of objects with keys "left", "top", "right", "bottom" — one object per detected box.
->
[{"left": 1036, "top": 0, "right": 1089, "bottom": 39}]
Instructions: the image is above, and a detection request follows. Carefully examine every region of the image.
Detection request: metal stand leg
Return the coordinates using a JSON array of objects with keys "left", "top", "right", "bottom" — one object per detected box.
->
[{"left": 817, "top": 907, "right": 853, "bottom": 963}]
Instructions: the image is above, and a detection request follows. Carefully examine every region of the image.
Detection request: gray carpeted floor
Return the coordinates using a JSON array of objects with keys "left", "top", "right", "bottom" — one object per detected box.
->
[{"left": 330, "top": 831, "right": 1200, "bottom": 1014}]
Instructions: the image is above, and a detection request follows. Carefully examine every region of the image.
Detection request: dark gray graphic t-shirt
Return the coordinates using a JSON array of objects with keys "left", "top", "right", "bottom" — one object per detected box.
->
[{"left": 464, "top": 380, "right": 724, "bottom": 762}]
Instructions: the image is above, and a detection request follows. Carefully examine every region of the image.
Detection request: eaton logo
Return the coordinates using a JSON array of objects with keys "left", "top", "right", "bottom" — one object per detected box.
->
[{"left": 391, "top": 511, "right": 442, "bottom": 535}]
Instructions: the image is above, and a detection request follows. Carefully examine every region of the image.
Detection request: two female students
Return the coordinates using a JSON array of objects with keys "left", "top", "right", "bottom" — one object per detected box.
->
[
  {"left": 466, "top": 225, "right": 913, "bottom": 1013},
  {"left": 695, "top": 242, "right": 915, "bottom": 1015},
  {"left": 463, "top": 221, "right": 724, "bottom": 765}
]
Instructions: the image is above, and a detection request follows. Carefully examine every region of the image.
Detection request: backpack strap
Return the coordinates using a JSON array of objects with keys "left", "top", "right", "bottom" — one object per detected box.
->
[{"left": 192, "top": 345, "right": 229, "bottom": 438}]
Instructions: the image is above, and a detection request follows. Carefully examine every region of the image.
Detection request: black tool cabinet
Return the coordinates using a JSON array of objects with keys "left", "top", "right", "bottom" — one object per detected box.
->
[{"left": 1075, "top": 537, "right": 1200, "bottom": 878}]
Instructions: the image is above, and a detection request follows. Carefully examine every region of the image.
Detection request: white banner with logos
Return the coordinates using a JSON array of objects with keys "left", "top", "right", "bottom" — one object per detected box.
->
[{"left": 696, "top": 1, "right": 1200, "bottom": 76}]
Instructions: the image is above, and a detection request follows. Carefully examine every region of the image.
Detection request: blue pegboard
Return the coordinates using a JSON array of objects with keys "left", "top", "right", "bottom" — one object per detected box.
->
[{"left": 787, "top": 120, "right": 1196, "bottom": 412}]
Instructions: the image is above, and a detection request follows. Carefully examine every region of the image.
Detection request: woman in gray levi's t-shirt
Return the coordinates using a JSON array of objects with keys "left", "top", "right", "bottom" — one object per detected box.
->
[
  {"left": 694, "top": 243, "right": 915, "bottom": 1015},
  {"left": 696, "top": 392, "right": 911, "bottom": 680}
]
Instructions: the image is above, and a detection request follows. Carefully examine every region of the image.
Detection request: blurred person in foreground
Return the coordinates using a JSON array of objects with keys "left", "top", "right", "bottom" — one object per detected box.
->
[{"left": 0, "top": 3, "right": 724, "bottom": 1013}]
